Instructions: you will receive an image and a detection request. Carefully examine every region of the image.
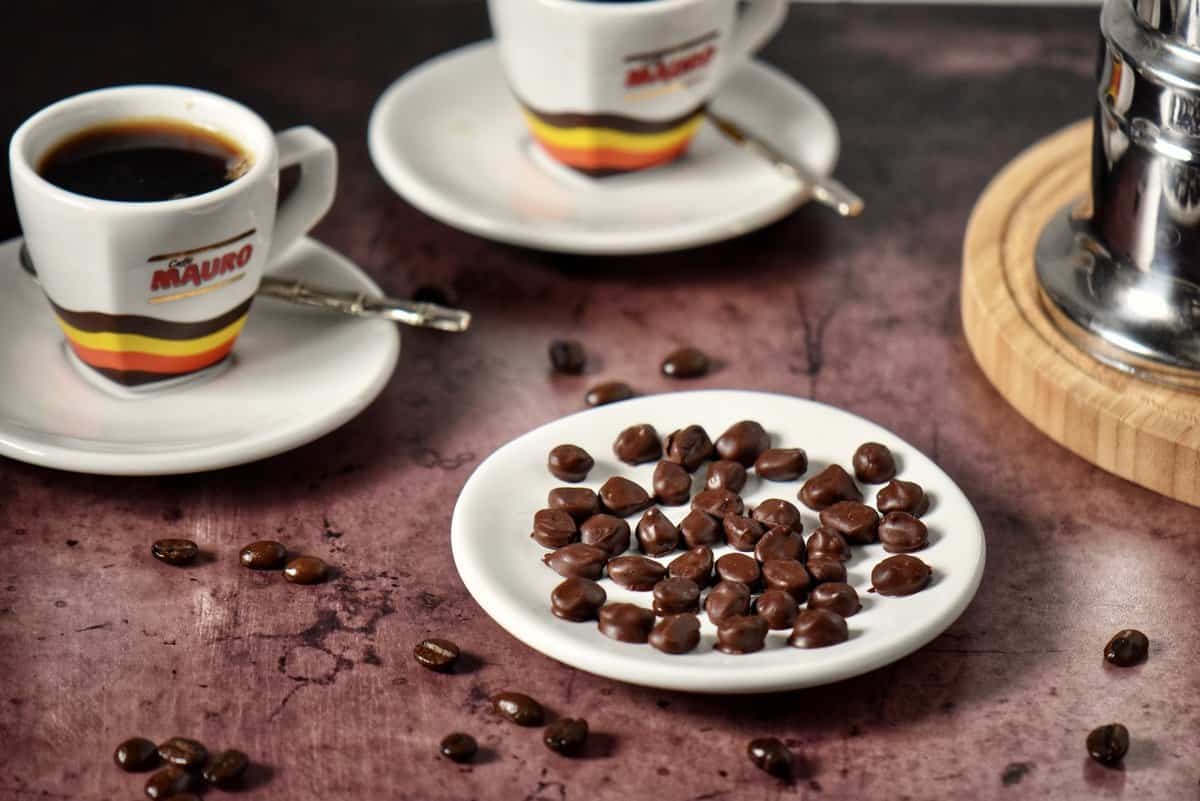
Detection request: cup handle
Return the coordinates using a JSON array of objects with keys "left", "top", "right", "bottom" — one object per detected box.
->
[
  {"left": 726, "top": 0, "right": 787, "bottom": 66},
  {"left": 270, "top": 126, "right": 337, "bottom": 263}
]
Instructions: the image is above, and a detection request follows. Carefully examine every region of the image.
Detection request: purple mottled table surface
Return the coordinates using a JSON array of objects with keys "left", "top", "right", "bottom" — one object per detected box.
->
[{"left": 2, "top": 2, "right": 1199, "bottom": 800}]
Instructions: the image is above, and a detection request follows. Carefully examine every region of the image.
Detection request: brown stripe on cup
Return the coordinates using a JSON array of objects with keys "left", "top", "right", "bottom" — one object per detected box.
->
[{"left": 47, "top": 296, "right": 254, "bottom": 339}]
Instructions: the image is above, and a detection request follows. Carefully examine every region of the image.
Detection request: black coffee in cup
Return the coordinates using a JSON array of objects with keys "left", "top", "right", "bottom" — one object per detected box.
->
[{"left": 38, "top": 118, "right": 250, "bottom": 202}]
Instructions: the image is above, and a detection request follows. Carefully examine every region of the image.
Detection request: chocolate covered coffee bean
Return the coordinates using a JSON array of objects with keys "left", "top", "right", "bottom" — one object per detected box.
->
[
  {"left": 807, "top": 582, "right": 861, "bottom": 617},
  {"left": 806, "top": 527, "right": 850, "bottom": 562},
  {"left": 664, "top": 424, "right": 714, "bottom": 471},
  {"left": 598, "top": 477, "right": 652, "bottom": 517},
  {"left": 754, "top": 448, "right": 808, "bottom": 481},
  {"left": 551, "top": 577, "right": 607, "bottom": 621},
  {"left": 649, "top": 613, "right": 701, "bottom": 654},
  {"left": 607, "top": 555, "right": 667, "bottom": 590},
  {"left": 852, "top": 442, "right": 896, "bottom": 484},
  {"left": 715, "top": 420, "right": 770, "bottom": 466},
  {"left": 704, "top": 460, "right": 747, "bottom": 493},
  {"left": 871, "top": 554, "right": 931, "bottom": 596},
  {"left": 667, "top": 546, "right": 713, "bottom": 586},
  {"left": 679, "top": 510, "right": 722, "bottom": 548},
  {"left": 598, "top": 603, "right": 655, "bottom": 643},
  {"left": 636, "top": 508, "right": 679, "bottom": 556},
  {"left": 614, "top": 423, "right": 662, "bottom": 465},
  {"left": 652, "top": 460, "right": 692, "bottom": 506},
  {"left": 878, "top": 511, "right": 928, "bottom": 553},
  {"left": 704, "top": 580, "right": 751, "bottom": 624},
  {"left": 798, "top": 464, "right": 862, "bottom": 510},
  {"left": 754, "top": 527, "right": 805, "bottom": 564},
  {"left": 652, "top": 577, "right": 701, "bottom": 615},
  {"left": 579, "top": 514, "right": 631, "bottom": 557},
  {"left": 531, "top": 508, "right": 578, "bottom": 549},
  {"left": 691, "top": 488, "right": 743, "bottom": 518},
  {"left": 876, "top": 479, "right": 929, "bottom": 517},
  {"left": 723, "top": 515, "right": 766, "bottom": 551},
  {"left": 788, "top": 608, "right": 849, "bottom": 648},
  {"left": 754, "top": 589, "right": 799, "bottom": 630},
  {"left": 547, "top": 444, "right": 594, "bottom": 482},
  {"left": 542, "top": 543, "right": 608, "bottom": 580},
  {"left": 716, "top": 614, "right": 768, "bottom": 654},
  {"left": 752, "top": 498, "right": 803, "bottom": 532},
  {"left": 548, "top": 486, "right": 600, "bottom": 521},
  {"left": 819, "top": 501, "right": 880, "bottom": 545}
]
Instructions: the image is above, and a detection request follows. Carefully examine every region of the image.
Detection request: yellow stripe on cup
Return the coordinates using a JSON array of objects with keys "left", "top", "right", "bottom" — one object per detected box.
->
[
  {"left": 521, "top": 111, "right": 703, "bottom": 154},
  {"left": 55, "top": 314, "right": 248, "bottom": 357}
]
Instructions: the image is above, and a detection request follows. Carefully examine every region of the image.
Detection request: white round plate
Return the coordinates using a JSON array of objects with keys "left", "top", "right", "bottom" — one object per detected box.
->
[
  {"left": 0, "top": 237, "right": 399, "bottom": 475},
  {"left": 452, "top": 390, "right": 985, "bottom": 694},
  {"left": 368, "top": 41, "right": 839, "bottom": 255}
]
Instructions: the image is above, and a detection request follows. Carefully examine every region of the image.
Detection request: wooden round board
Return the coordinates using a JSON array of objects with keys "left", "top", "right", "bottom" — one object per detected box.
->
[{"left": 961, "top": 120, "right": 1200, "bottom": 507}]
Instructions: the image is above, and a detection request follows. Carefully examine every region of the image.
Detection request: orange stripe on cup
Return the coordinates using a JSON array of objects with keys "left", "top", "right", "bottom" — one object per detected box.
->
[
  {"left": 533, "top": 137, "right": 692, "bottom": 172},
  {"left": 67, "top": 337, "right": 237, "bottom": 375}
]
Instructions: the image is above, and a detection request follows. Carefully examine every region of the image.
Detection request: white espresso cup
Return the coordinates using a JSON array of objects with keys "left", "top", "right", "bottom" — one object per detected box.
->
[
  {"left": 487, "top": 0, "right": 787, "bottom": 175},
  {"left": 9, "top": 84, "right": 337, "bottom": 393}
]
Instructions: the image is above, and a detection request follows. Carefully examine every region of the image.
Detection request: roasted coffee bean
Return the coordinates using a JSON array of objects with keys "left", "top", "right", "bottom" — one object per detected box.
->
[
  {"left": 754, "top": 589, "right": 799, "bottom": 630},
  {"left": 668, "top": 546, "right": 713, "bottom": 586},
  {"left": 754, "top": 448, "right": 808, "bottom": 481},
  {"left": 636, "top": 508, "right": 680, "bottom": 556},
  {"left": 202, "top": 749, "right": 249, "bottom": 787},
  {"left": 549, "top": 339, "right": 586, "bottom": 374},
  {"left": 614, "top": 423, "right": 662, "bottom": 465},
  {"left": 439, "top": 733, "right": 478, "bottom": 763},
  {"left": 852, "top": 442, "right": 896, "bottom": 484},
  {"left": 607, "top": 555, "right": 667, "bottom": 590},
  {"left": 543, "top": 543, "right": 608, "bottom": 580},
  {"left": 151, "top": 538, "right": 198, "bottom": 566},
  {"left": 807, "top": 582, "right": 861, "bottom": 617},
  {"left": 413, "top": 638, "right": 460, "bottom": 672},
  {"left": 1104, "top": 629, "right": 1150, "bottom": 667},
  {"left": 652, "top": 460, "right": 692, "bottom": 506},
  {"left": 819, "top": 501, "right": 880, "bottom": 545},
  {"left": 664, "top": 425, "right": 714, "bottom": 471},
  {"left": 547, "top": 444, "right": 594, "bottom": 482},
  {"left": 876, "top": 479, "right": 929, "bottom": 517},
  {"left": 649, "top": 613, "right": 701, "bottom": 654},
  {"left": 661, "top": 346, "right": 710, "bottom": 378},
  {"left": 799, "top": 465, "right": 862, "bottom": 510},
  {"left": 492, "top": 692, "right": 545, "bottom": 726},
  {"left": 652, "top": 577, "right": 701, "bottom": 615},
  {"left": 723, "top": 515, "right": 766, "bottom": 551},
  {"left": 762, "top": 559, "right": 810, "bottom": 601},
  {"left": 531, "top": 508, "right": 578, "bottom": 549},
  {"left": 144, "top": 766, "right": 194, "bottom": 800},
  {"left": 114, "top": 737, "right": 158, "bottom": 771},
  {"left": 704, "top": 579, "right": 752, "bottom": 624},
  {"left": 283, "top": 555, "right": 329, "bottom": 585},
  {"left": 1086, "top": 723, "right": 1129, "bottom": 766},
  {"left": 551, "top": 577, "right": 607, "bottom": 621},
  {"left": 585, "top": 380, "right": 634, "bottom": 407},
  {"left": 239, "top": 540, "right": 287, "bottom": 570},
  {"left": 788, "top": 608, "right": 849, "bottom": 648},
  {"left": 598, "top": 477, "right": 652, "bottom": 517},
  {"left": 705, "top": 459, "right": 747, "bottom": 493},
  {"left": 716, "top": 553, "right": 761, "bottom": 588},
  {"left": 157, "top": 737, "right": 207, "bottom": 770},
  {"left": 878, "top": 511, "right": 928, "bottom": 553},
  {"left": 716, "top": 614, "right": 768, "bottom": 654},
  {"left": 715, "top": 420, "right": 770, "bottom": 466},
  {"left": 752, "top": 498, "right": 803, "bottom": 532},
  {"left": 871, "top": 554, "right": 931, "bottom": 596},
  {"left": 691, "top": 488, "right": 743, "bottom": 518},
  {"left": 747, "top": 737, "right": 792, "bottom": 779},
  {"left": 806, "top": 557, "right": 847, "bottom": 585},
  {"left": 544, "top": 718, "right": 589, "bottom": 756},
  {"left": 755, "top": 527, "right": 806, "bottom": 564},
  {"left": 579, "top": 514, "right": 631, "bottom": 558},
  {"left": 548, "top": 487, "right": 601, "bottom": 521},
  {"left": 598, "top": 602, "right": 656, "bottom": 643},
  {"left": 679, "top": 510, "right": 722, "bottom": 548},
  {"left": 806, "top": 527, "right": 850, "bottom": 562}
]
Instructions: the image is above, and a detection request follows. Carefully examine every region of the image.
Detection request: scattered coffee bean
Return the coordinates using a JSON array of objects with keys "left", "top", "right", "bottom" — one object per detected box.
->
[
  {"left": 852, "top": 442, "right": 896, "bottom": 484},
  {"left": 585, "top": 380, "right": 634, "bottom": 407},
  {"left": 715, "top": 420, "right": 770, "bottom": 466},
  {"left": 652, "top": 577, "right": 701, "bottom": 615},
  {"left": 1086, "top": 723, "right": 1129, "bottom": 766},
  {"left": 439, "top": 733, "right": 478, "bottom": 763},
  {"left": 598, "top": 476, "right": 652, "bottom": 517},
  {"left": 752, "top": 498, "right": 803, "bottom": 532},
  {"left": 113, "top": 737, "right": 158, "bottom": 772},
  {"left": 542, "top": 543, "right": 608, "bottom": 580},
  {"left": 819, "top": 501, "right": 880, "bottom": 545},
  {"left": 871, "top": 554, "right": 931, "bottom": 596},
  {"left": 668, "top": 545, "right": 713, "bottom": 585},
  {"left": 531, "top": 508, "right": 578, "bottom": 549},
  {"left": 551, "top": 577, "right": 607, "bottom": 621},
  {"left": 755, "top": 527, "right": 806, "bottom": 564},
  {"left": 691, "top": 488, "right": 744, "bottom": 518},
  {"left": 762, "top": 559, "right": 810, "bottom": 602},
  {"left": 806, "top": 527, "right": 850, "bottom": 562},
  {"left": 716, "top": 552, "right": 761, "bottom": 588},
  {"left": 806, "top": 557, "right": 847, "bottom": 585},
  {"left": 754, "top": 448, "right": 808, "bottom": 481},
  {"left": 548, "top": 487, "right": 600, "bottom": 521},
  {"left": 413, "top": 638, "right": 460, "bottom": 672},
  {"left": 492, "top": 692, "right": 545, "bottom": 726},
  {"left": 144, "top": 766, "right": 194, "bottom": 800},
  {"left": 878, "top": 511, "right": 928, "bottom": 553},
  {"left": 157, "top": 737, "right": 206, "bottom": 770},
  {"left": 239, "top": 540, "right": 287, "bottom": 570},
  {"left": 544, "top": 718, "right": 589, "bottom": 756},
  {"left": 636, "top": 508, "right": 680, "bottom": 556},
  {"left": 807, "top": 582, "right": 861, "bottom": 617},
  {"left": 1104, "top": 629, "right": 1149, "bottom": 667},
  {"left": 202, "top": 749, "right": 248, "bottom": 787},
  {"left": 798, "top": 464, "right": 862, "bottom": 510},
  {"left": 151, "top": 538, "right": 198, "bottom": 566},
  {"left": 579, "top": 514, "right": 631, "bottom": 558},
  {"left": 723, "top": 515, "right": 766, "bottom": 551},
  {"left": 614, "top": 423, "right": 662, "bottom": 465},
  {"left": 547, "top": 444, "right": 594, "bottom": 482},
  {"left": 754, "top": 589, "right": 799, "bottom": 630},
  {"left": 747, "top": 737, "right": 792, "bottom": 779},
  {"left": 679, "top": 510, "right": 722, "bottom": 548},
  {"left": 549, "top": 339, "right": 586, "bottom": 374},
  {"left": 652, "top": 460, "right": 692, "bottom": 506},
  {"left": 661, "top": 346, "right": 710, "bottom": 378},
  {"left": 598, "top": 602, "right": 656, "bottom": 643},
  {"left": 664, "top": 424, "right": 714, "bottom": 471},
  {"left": 716, "top": 614, "right": 768, "bottom": 654},
  {"left": 788, "top": 608, "right": 849, "bottom": 648},
  {"left": 607, "top": 554, "right": 667, "bottom": 590},
  {"left": 704, "top": 580, "right": 751, "bottom": 624},
  {"left": 283, "top": 555, "right": 328, "bottom": 585},
  {"left": 876, "top": 478, "right": 929, "bottom": 517},
  {"left": 705, "top": 460, "right": 747, "bottom": 493},
  {"left": 649, "top": 613, "right": 701, "bottom": 654}
]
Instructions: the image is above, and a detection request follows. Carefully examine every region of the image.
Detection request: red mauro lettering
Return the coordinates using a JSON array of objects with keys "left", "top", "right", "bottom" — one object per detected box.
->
[{"left": 150, "top": 268, "right": 183, "bottom": 291}]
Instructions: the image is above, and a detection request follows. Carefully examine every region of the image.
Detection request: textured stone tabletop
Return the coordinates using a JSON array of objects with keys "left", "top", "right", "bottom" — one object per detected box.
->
[{"left": 2, "top": 3, "right": 1198, "bottom": 800}]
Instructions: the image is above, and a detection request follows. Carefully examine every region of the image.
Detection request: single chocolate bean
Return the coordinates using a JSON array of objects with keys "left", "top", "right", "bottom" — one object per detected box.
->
[
  {"left": 876, "top": 479, "right": 929, "bottom": 517},
  {"left": 239, "top": 540, "right": 287, "bottom": 570},
  {"left": 853, "top": 442, "right": 896, "bottom": 484},
  {"left": 440, "top": 733, "right": 478, "bottom": 763},
  {"left": 716, "top": 614, "right": 768, "bottom": 654},
  {"left": 652, "top": 577, "right": 701, "bottom": 615},
  {"left": 585, "top": 381, "right": 634, "bottom": 407},
  {"left": 551, "top": 577, "right": 607, "bottom": 621},
  {"left": 715, "top": 420, "right": 770, "bottom": 466},
  {"left": 664, "top": 424, "right": 714, "bottom": 471},
  {"left": 144, "top": 766, "right": 194, "bottom": 800},
  {"left": 762, "top": 559, "right": 810, "bottom": 601},
  {"left": 544, "top": 718, "right": 589, "bottom": 756},
  {"left": 548, "top": 487, "right": 601, "bottom": 521},
  {"left": 704, "top": 580, "right": 751, "bottom": 624},
  {"left": 614, "top": 423, "right": 662, "bottom": 465},
  {"left": 543, "top": 543, "right": 608, "bottom": 580},
  {"left": 151, "top": 538, "right": 197, "bottom": 566},
  {"left": 531, "top": 508, "right": 578, "bottom": 549},
  {"left": 637, "top": 508, "right": 680, "bottom": 556},
  {"left": 754, "top": 448, "right": 808, "bottom": 481},
  {"left": 1086, "top": 723, "right": 1129, "bottom": 766},
  {"left": 806, "top": 527, "right": 850, "bottom": 562},
  {"left": 1104, "top": 629, "right": 1149, "bottom": 667},
  {"left": 598, "top": 602, "right": 656, "bottom": 643},
  {"left": 806, "top": 557, "right": 848, "bottom": 585},
  {"left": 819, "top": 501, "right": 880, "bottom": 545},
  {"left": 413, "top": 638, "right": 460, "bottom": 672},
  {"left": 547, "top": 444, "right": 594, "bottom": 482},
  {"left": 807, "top": 582, "right": 861, "bottom": 617},
  {"left": 492, "top": 692, "right": 545, "bottom": 726},
  {"left": 202, "top": 749, "right": 248, "bottom": 787},
  {"left": 755, "top": 527, "right": 806, "bottom": 564},
  {"left": 598, "top": 477, "right": 652, "bottom": 517},
  {"left": 871, "top": 554, "right": 932, "bottom": 596},
  {"left": 747, "top": 737, "right": 792, "bottom": 779},
  {"left": 549, "top": 339, "right": 586, "bottom": 374},
  {"left": 716, "top": 553, "right": 761, "bottom": 588},
  {"left": 788, "top": 608, "right": 849, "bottom": 648},
  {"left": 878, "top": 511, "right": 928, "bottom": 553},
  {"left": 723, "top": 515, "right": 766, "bottom": 551},
  {"left": 705, "top": 460, "right": 747, "bottom": 493},
  {"left": 799, "top": 464, "right": 862, "bottom": 510},
  {"left": 754, "top": 589, "right": 799, "bottom": 630},
  {"left": 579, "top": 514, "right": 631, "bottom": 558},
  {"left": 607, "top": 555, "right": 667, "bottom": 590},
  {"left": 661, "top": 346, "right": 710, "bottom": 378},
  {"left": 679, "top": 510, "right": 722, "bottom": 548},
  {"left": 652, "top": 460, "right": 692, "bottom": 506},
  {"left": 283, "top": 555, "right": 329, "bottom": 585},
  {"left": 752, "top": 498, "right": 803, "bottom": 532},
  {"left": 114, "top": 737, "right": 158, "bottom": 771},
  {"left": 157, "top": 737, "right": 207, "bottom": 770},
  {"left": 668, "top": 546, "right": 713, "bottom": 586},
  {"left": 649, "top": 613, "right": 701, "bottom": 654},
  {"left": 691, "top": 488, "right": 743, "bottom": 518}
]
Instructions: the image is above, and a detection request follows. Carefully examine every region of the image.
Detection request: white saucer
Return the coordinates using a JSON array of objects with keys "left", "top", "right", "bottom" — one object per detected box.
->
[
  {"left": 0, "top": 237, "right": 399, "bottom": 475},
  {"left": 451, "top": 390, "right": 985, "bottom": 694},
  {"left": 368, "top": 41, "right": 840, "bottom": 255}
]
